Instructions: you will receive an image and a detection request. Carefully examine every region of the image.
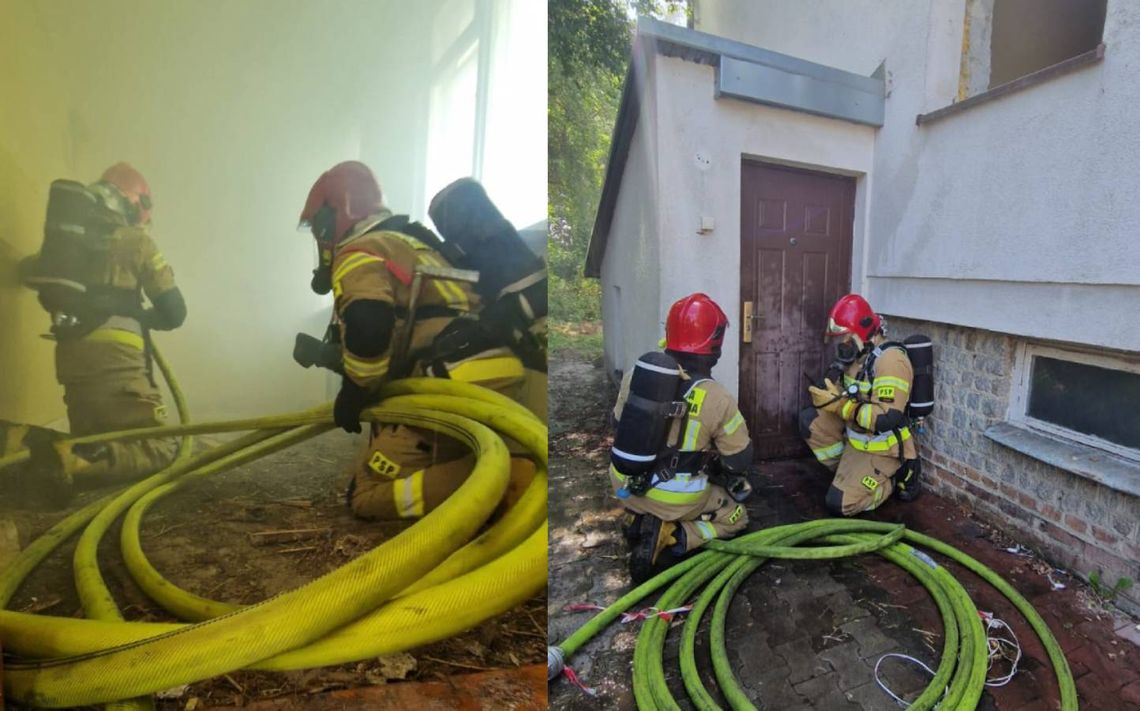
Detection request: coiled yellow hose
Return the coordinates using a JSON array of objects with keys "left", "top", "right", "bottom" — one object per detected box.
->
[{"left": 1, "top": 371, "right": 547, "bottom": 708}]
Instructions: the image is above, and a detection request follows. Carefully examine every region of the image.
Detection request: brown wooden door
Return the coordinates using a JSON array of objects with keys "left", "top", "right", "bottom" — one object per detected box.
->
[{"left": 739, "top": 161, "right": 854, "bottom": 460}]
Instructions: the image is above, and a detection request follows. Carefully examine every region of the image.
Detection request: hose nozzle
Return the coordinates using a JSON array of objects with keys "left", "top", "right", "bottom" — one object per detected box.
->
[{"left": 547, "top": 646, "right": 565, "bottom": 681}]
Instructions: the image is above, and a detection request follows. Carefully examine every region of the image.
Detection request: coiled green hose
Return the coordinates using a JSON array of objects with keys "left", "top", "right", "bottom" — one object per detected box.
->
[{"left": 549, "top": 519, "right": 1076, "bottom": 711}]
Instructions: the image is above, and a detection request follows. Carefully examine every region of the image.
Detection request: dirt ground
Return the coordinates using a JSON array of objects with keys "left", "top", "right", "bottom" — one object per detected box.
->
[
  {"left": 0, "top": 428, "right": 545, "bottom": 710},
  {"left": 547, "top": 344, "right": 1140, "bottom": 710}
]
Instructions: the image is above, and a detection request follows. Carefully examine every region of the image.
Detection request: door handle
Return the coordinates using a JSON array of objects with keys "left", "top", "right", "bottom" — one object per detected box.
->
[{"left": 743, "top": 301, "right": 753, "bottom": 343}]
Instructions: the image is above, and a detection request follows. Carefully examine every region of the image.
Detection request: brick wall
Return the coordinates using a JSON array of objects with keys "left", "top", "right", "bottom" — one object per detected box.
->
[{"left": 885, "top": 316, "right": 1140, "bottom": 615}]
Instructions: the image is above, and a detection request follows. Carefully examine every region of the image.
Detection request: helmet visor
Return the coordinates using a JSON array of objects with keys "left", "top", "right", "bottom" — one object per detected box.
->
[{"left": 300, "top": 204, "right": 337, "bottom": 244}]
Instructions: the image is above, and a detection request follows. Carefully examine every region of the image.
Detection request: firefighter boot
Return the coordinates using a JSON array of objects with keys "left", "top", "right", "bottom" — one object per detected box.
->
[
  {"left": 895, "top": 458, "right": 923, "bottom": 503},
  {"left": 24, "top": 431, "right": 109, "bottom": 507},
  {"left": 628, "top": 516, "right": 685, "bottom": 586},
  {"left": 621, "top": 511, "right": 643, "bottom": 546}
]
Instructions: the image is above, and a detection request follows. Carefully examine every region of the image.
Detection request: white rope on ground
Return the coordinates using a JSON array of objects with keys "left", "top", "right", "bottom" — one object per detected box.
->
[
  {"left": 873, "top": 652, "right": 939, "bottom": 708},
  {"left": 874, "top": 610, "right": 1023, "bottom": 706},
  {"left": 980, "top": 611, "right": 1023, "bottom": 687}
]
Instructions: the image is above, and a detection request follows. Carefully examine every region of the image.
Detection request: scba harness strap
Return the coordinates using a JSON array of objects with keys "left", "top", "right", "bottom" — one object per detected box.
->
[
  {"left": 367, "top": 215, "right": 547, "bottom": 373},
  {"left": 624, "top": 378, "right": 715, "bottom": 496}
]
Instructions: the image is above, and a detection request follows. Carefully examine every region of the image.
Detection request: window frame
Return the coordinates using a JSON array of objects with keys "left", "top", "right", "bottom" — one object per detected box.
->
[
  {"left": 1008, "top": 342, "right": 1140, "bottom": 465},
  {"left": 428, "top": 0, "right": 493, "bottom": 180}
]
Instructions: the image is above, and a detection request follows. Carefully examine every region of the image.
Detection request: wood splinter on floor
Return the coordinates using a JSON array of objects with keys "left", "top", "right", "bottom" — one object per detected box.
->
[
  {"left": 273, "top": 499, "right": 314, "bottom": 509},
  {"left": 247, "top": 528, "right": 331, "bottom": 546}
]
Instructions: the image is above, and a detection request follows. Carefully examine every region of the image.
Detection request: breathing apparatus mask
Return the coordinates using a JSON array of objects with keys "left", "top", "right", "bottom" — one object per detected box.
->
[
  {"left": 86, "top": 182, "right": 147, "bottom": 226},
  {"left": 835, "top": 338, "right": 860, "bottom": 366},
  {"left": 823, "top": 335, "right": 867, "bottom": 385},
  {"left": 308, "top": 204, "right": 337, "bottom": 295}
]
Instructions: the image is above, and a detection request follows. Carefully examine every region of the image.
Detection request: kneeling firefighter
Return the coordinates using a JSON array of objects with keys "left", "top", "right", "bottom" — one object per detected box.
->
[
  {"left": 296, "top": 161, "right": 545, "bottom": 521},
  {"left": 800, "top": 293, "right": 931, "bottom": 515},
  {"left": 610, "top": 293, "right": 754, "bottom": 585},
  {"left": 9, "top": 163, "right": 185, "bottom": 499}
]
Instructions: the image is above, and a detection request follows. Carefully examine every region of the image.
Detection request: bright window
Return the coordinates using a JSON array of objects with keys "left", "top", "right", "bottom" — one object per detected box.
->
[
  {"left": 423, "top": 0, "right": 545, "bottom": 228},
  {"left": 425, "top": 41, "right": 479, "bottom": 204}
]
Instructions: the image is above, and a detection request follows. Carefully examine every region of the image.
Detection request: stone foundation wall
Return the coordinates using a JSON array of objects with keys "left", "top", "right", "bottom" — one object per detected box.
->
[{"left": 885, "top": 315, "right": 1140, "bottom": 615}]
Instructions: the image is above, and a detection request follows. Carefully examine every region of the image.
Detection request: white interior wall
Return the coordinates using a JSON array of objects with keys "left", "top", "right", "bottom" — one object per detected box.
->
[
  {"left": 0, "top": 1, "right": 77, "bottom": 425},
  {"left": 1, "top": 0, "right": 551, "bottom": 424},
  {"left": 651, "top": 55, "right": 876, "bottom": 397},
  {"left": 6, "top": 0, "right": 437, "bottom": 421},
  {"left": 696, "top": 0, "right": 1140, "bottom": 353}
]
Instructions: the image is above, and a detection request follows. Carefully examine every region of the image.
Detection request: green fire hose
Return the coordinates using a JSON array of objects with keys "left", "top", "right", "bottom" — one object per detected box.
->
[
  {"left": 0, "top": 346, "right": 547, "bottom": 708},
  {"left": 549, "top": 518, "right": 1077, "bottom": 711}
]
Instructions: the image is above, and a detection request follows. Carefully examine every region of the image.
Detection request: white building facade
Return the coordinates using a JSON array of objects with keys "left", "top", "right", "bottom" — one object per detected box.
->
[{"left": 588, "top": 1, "right": 1140, "bottom": 612}]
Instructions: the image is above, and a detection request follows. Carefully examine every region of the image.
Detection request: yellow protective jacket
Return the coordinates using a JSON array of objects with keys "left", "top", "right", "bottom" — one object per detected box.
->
[
  {"left": 52, "top": 225, "right": 178, "bottom": 388},
  {"left": 611, "top": 368, "right": 752, "bottom": 505},
  {"left": 330, "top": 214, "right": 522, "bottom": 391},
  {"left": 838, "top": 343, "right": 917, "bottom": 460}
]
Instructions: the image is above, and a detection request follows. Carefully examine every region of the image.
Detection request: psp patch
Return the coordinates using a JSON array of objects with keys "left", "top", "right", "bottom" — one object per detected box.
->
[
  {"left": 876, "top": 385, "right": 896, "bottom": 402},
  {"left": 861, "top": 475, "right": 879, "bottom": 491},
  {"left": 686, "top": 387, "right": 707, "bottom": 417},
  {"left": 368, "top": 451, "right": 401, "bottom": 478},
  {"left": 728, "top": 504, "right": 745, "bottom": 524}
]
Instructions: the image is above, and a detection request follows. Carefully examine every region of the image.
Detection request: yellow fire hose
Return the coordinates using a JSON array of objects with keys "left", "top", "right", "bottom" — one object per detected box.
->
[{"left": 0, "top": 347, "right": 547, "bottom": 708}]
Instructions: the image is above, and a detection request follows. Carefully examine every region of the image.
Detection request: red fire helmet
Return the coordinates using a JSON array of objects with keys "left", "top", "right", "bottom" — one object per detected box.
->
[
  {"left": 665, "top": 293, "right": 729, "bottom": 356},
  {"left": 299, "top": 161, "right": 384, "bottom": 243},
  {"left": 99, "top": 163, "right": 153, "bottom": 225},
  {"left": 826, "top": 293, "right": 881, "bottom": 344}
]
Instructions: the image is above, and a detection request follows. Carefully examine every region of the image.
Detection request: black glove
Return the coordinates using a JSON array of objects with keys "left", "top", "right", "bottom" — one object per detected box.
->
[{"left": 334, "top": 378, "right": 371, "bottom": 433}]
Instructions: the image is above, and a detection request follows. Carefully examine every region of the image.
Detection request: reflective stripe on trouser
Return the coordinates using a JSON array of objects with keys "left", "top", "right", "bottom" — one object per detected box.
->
[
  {"left": 675, "top": 487, "right": 747, "bottom": 552},
  {"left": 803, "top": 407, "right": 846, "bottom": 472},
  {"left": 348, "top": 445, "right": 536, "bottom": 520},
  {"left": 830, "top": 448, "right": 902, "bottom": 516},
  {"left": 351, "top": 356, "right": 531, "bottom": 521},
  {"left": 612, "top": 475, "right": 748, "bottom": 552}
]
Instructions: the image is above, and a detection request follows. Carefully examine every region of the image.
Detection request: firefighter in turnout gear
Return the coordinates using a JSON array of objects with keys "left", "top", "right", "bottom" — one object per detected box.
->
[
  {"left": 12, "top": 163, "right": 185, "bottom": 500},
  {"left": 799, "top": 293, "right": 921, "bottom": 515},
  {"left": 610, "top": 293, "right": 754, "bottom": 585},
  {"left": 298, "top": 161, "right": 532, "bottom": 521}
]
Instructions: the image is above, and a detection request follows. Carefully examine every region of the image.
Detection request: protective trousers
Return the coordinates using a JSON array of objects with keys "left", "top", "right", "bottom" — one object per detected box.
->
[
  {"left": 346, "top": 352, "right": 533, "bottom": 521},
  {"left": 347, "top": 425, "right": 535, "bottom": 520},
  {"left": 56, "top": 334, "right": 176, "bottom": 484},
  {"left": 801, "top": 406, "right": 900, "bottom": 516},
  {"left": 64, "top": 378, "right": 177, "bottom": 483},
  {"left": 609, "top": 471, "right": 748, "bottom": 552}
]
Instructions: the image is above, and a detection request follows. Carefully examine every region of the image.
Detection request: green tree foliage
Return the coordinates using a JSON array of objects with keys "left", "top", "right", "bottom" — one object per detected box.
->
[{"left": 548, "top": 0, "right": 685, "bottom": 324}]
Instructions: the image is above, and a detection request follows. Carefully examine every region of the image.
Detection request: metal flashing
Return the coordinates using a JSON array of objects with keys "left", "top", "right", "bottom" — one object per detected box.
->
[{"left": 718, "top": 55, "right": 885, "bottom": 127}]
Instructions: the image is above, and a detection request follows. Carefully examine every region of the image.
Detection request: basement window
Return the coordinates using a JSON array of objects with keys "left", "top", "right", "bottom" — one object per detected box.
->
[
  {"left": 986, "top": 344, "right": 1140, "bottom": 497},
  {"left": 1010, "top": 345, "right": 1140, "bottom": 463}
]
